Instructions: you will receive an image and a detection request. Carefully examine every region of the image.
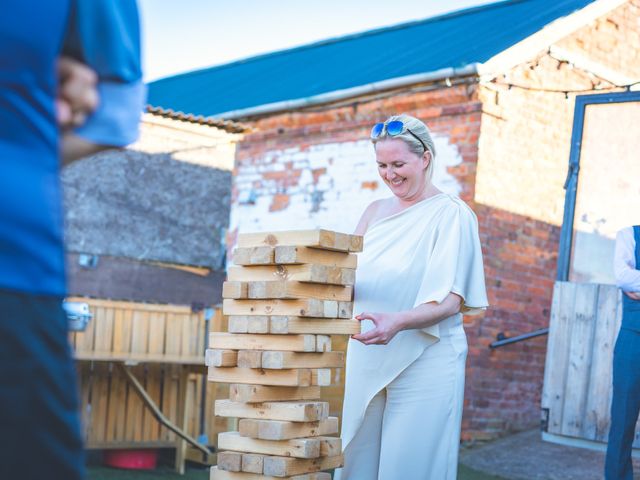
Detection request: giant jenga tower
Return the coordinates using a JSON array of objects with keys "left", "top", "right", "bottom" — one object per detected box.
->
[{"left": 208, "top": 229, "right": 362, "bottom": 480}]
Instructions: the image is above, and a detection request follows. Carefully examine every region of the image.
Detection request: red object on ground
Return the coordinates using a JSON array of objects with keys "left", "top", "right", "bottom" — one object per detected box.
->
[{"left": 103, "top": 449, "right": 158, "bottom": 470}]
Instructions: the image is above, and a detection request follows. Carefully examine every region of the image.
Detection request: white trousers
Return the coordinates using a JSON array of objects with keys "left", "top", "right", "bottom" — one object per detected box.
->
[{"left": 335, "top": 330, "right": 467, "bottom": 480}]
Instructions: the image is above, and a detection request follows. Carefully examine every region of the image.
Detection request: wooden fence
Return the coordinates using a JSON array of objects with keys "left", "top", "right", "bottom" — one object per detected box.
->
[
  {"left": 542, "top": 281, "right": 640, "bottom": 450},
  {"left": 68, "top": 298, "right": 229, "bottom": 450}
]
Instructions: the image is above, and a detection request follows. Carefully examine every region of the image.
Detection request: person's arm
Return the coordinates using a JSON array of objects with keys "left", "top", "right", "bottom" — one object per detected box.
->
[
  {"left": 61, "top": 0, "right": 145, "bottom": 165},
  {"left": 351, "top": 293, "right": 462, "bottom": 345},
  {"left": 353, "top": 199, "right": 382, "bottom": 236},
  {"left": 614, "top": 227, "right": 640, "bottom": 299}
]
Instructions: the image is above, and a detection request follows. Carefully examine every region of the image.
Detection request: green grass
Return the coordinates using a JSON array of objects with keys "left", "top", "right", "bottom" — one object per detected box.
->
[{"left": 87, "top": 464, "right": 505, "bottom": 479}]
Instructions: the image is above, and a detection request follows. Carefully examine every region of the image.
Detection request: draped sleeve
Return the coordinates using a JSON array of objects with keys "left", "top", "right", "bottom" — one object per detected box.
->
[{"left": 413, "top": 200, "right": 489, "bottom": 337}]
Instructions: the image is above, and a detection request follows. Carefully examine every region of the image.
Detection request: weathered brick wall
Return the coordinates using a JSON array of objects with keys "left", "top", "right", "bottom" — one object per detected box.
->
[
  {"left": 465, "top": 0, "right": 639, "bottom": 439},
  {"left": 227, "top": 0, "right": 639, "bottom": 442}
]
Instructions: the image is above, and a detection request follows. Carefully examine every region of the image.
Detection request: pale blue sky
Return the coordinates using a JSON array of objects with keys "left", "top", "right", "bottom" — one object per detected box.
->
[{"left": 139, "top": 0, "right": 496, "bottom": 81}]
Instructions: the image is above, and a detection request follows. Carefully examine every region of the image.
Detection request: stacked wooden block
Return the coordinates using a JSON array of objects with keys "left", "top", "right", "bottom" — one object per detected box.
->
[{"left": 208, "top": 229, "right": 362, "bottom": 480}]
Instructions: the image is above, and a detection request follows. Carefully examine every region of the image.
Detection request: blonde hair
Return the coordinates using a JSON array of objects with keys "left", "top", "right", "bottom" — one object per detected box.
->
[{"left": 371, "top": 114, "right": 437, "bottom": 179}]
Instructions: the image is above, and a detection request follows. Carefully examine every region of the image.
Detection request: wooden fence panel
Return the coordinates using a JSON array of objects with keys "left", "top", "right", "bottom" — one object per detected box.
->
[{"left": 542, "top": 281, "right": 640, "bottom": 448}]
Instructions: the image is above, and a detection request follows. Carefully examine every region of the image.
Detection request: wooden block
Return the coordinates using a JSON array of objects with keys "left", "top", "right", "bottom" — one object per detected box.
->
[
  {"left": 215, "top": 400, "right": 329, "bottom": 422},
  {"left": 223, "top": 281, "right": 248, "bottom": 299},
  {"left": 229, "top": 384, "right": 321, "bottom": 403},
  {"left": 208, "top": 367, "right": 313, "bottom": 387},
  {"left": 233, "top": 246, "right": 274, "bottom": 265},
  {"left": 317, "top": 437, "right": 341, "bottom": 457},
  {"left": 348, "top": 234, "right": 363, "bottom": 252},
  {"left": 261, "top": 351, "right": 344, "bottom": 369},
  {"left": 217, "top": 451, "right": 242, "bottom": 472},
  {"left": 205, "top": 349, "right": 238, "bottom": 367},
  {"left": 315, "top": 335, "right": 331, "bottom": 352},
  {"left": 223, "top": 299, "right": 338, "bottom": 318},
  {"left": 263, "top": 454, "right": 343, "bottom": 477},
  {"left": 241, "top": 453, "right": 264, "bottom": 474},
  {"left": 338, "top": 301, "right": 353, "bottom": 319},
  {"left": 275, "top": 246, "right": 357, "bottom": 268},
  {"left": 237, "top": 350, "right": 263, "bottom": 368},
  {"left": 247, "top": 281, "right": 353, "bottom": 302},
  {"left": 210, "top": 333, "right": 317, "bottom": 352},
  {"left": 228, "top": 264, "right": 355, "bottom": 286},
  {"left": 269, "top": 317, "right": 360, "bottom": 335},
  {"left": 311, "top": 369, "right": 333, "bottom": 386},
  {"left": 218, "top": 431, "right": 321, "bottom": 459},
  {"left": 210, "top": 466, "right": 331, "bottom": 480},
  {"left": 239, "top": 417, "right": 339, "bottom": 440},
  {"left": 237, "top": 229, "right": 351, "bottom": 252},
  {"left": 228, "top": 316, "right": 249, "bottom": 333}
]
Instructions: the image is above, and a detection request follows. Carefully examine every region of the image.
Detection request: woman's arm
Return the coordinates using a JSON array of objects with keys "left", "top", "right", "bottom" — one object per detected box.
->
[
  {"left": 353, "top": 199, "right": 383, "bottom": 236},
  {"left": 352, "top": 292, "right": 462, "bottom": 345}
]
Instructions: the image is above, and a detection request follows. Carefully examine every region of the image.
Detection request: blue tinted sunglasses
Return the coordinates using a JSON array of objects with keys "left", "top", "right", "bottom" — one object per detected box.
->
[{"left": 370, "top": 120, "right": 428, "bottom": 153}]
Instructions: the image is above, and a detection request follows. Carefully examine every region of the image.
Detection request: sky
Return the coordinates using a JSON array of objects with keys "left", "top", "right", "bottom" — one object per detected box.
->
[{"left": 139, "top": 0, "right": 497, "bottom": 82}]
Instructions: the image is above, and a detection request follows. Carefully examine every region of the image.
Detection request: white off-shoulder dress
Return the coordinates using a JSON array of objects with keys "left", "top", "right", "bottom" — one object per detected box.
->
[{"left": 335, "top": 193, "right": 488, "bottom": 480}]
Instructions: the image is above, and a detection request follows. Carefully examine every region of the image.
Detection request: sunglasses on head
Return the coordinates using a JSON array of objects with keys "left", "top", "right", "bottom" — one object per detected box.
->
[{"left": 370, "top": 120, "right": 428, "bottom": 153}]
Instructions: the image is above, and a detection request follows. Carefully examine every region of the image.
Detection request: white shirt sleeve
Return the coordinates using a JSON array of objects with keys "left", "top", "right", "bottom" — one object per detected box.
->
[{"left": 614, "top": 226, "right": 640, "bottom": 292}]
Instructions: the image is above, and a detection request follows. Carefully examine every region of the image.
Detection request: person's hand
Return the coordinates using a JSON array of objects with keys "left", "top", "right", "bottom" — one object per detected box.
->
[
  {"left": 351, "top": 311, "right": 404, "bottom": 345},
  {"left": 625, "top": 291, "right": 640, "bottom": 301},
  {"left": 56, "top": 56, "right": 99, "bottom": 129}
]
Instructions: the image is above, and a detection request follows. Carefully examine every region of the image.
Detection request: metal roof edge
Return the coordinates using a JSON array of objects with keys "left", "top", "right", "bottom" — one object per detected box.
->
[
  {"left": 477, "top": 0, "right": 625, "bottom": 79},
  {"left": 214, "top": 64, "right": 481, "bottom": 120}
]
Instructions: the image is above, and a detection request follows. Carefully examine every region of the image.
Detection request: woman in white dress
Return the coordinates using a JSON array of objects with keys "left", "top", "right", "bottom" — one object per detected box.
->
[{"left": 334, "top": 114, "right": 488, "bottom": 480}]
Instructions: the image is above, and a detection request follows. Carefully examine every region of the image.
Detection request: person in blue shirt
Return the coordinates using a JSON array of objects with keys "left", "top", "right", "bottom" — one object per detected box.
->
[{"left": 0, "top": 1, "right": 144, "bottom": 478}]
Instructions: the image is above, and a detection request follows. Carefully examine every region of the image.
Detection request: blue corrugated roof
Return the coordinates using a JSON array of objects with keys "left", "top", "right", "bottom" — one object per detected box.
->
[{"left": 148, "top": 0, "right": 596, "bottom": 117}]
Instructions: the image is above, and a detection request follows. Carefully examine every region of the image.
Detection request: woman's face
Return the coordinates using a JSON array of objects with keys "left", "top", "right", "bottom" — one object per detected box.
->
[{"left": 375, "top": 138, "right": 430, "bottom": 201}]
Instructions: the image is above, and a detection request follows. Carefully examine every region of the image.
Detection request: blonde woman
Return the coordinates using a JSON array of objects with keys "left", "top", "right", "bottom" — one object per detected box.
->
[{"left": 335, "top": 114, "right": 488, "bottom": 479}]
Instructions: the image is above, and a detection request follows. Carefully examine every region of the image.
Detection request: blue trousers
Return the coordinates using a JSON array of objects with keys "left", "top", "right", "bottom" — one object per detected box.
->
[
  {"left": 605, "top": 328, "right": 640, "bottom": 480},
  {"left": 0, "top": 289, "right": 84, "bottom": 480}
]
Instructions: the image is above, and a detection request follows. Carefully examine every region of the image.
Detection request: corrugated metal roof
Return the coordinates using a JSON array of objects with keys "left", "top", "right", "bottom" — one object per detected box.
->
[{"left": 148, "top": 0, "right": 596, "bottom": 118}]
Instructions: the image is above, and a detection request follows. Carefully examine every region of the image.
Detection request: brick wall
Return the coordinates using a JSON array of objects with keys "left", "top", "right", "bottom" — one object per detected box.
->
[{"left": 228, "top": 0, "right": 640, "bottom": 441}]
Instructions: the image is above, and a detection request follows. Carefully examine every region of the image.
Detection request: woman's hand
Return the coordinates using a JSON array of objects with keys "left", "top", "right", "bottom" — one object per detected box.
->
[
  {"left": 351, "top": 311, "right": 405, "bottom": 345},
  {"left": 625, "top": 291, "right": 640, "bottom": 301}
]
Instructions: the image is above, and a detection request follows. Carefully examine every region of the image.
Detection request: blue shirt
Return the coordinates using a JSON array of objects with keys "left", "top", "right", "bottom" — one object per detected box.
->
[{"left": 0, "top": 0, "right": 145, "bottom": 296}]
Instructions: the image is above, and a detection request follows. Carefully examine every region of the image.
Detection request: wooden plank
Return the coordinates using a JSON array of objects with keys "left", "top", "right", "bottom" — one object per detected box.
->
[
  {"left": 215, "top": 400, "right": 329, "bottom": 422},
  {"left": 560, "top": 283, "right": 598, "bottom": 438},
  {"left": 228, "top": 316, "right": 250, "bottom": 333},
  {"left": 275, "top": 246, "right": 357, "bottom": 268},
  {"left": 227, "top": 265, "right": 355, "bottom": 286},
  {"left": 542, "top": 282, "right": 576, "bottom": 435},
  {"left": 223, "top": 299, "right": 339, "bottom": 318},
  {"left": 348, "top": 234, "right": 363, "bottom": 253},
  {"left": 241, "top": 453, "right": 264, "bottom": 474},
  {"left": 223, "top": 281, "right": 249, "bottom": 299},
  {"left": 90, "top": 363, "right": 110, "bottom": 443},
  {"left": 210, "top": 466, "right": 331, "bottom": 480},
  {"left": 229, "top": 385, "right": 321, "bottom": 403},
  {"left": 261, "top": 352, "right": 343, "bottom": 369},
  {"left": 583, "top": 285, "right": 620, "bottom": 442},
  {"left": 217, "top": 451, "right": 243, "bottom": 472},
  {"left": 206, "top": 349, "right": 238, "bottom": 367},
  {"left": 238, "top": 417, "right": 339, "bottom": 441},
  {"left": 315, "top": 335, "right": 331, "bottom": 353},
  {"left": 67, "top": 297, "right": 194, "bottom": 314},
  {"left": 218, "top": 431, "right": 321, "bottom": 459},
  {"left": 236, "top": 229, "right": 352, "bottom": 252},
  {"left": 338, "top": 301, "right": 353, "bottom": 319},
  {"left": 247, "top": 316, "right": 269, "bottom": 334},
  {"left": 237, "top": 350, "right": 263, "bottom": 368},
  {"left": 208, "top": 367, "right": 313, "bottom": 387},
  {"left": 93, "top": 307, "right": 114, "bottom": 353},
  {"left": 210, "top": 333, "right": 318, "bottom": 352},
  {"left": 233, "top": 246, "right": 274, "bottom": 266},
  {"left": 269, "top": 317, "right": 360, "bottom": 335},
  {"left": 263, "top": 454, "right": 343, "bottom": 477},
  {"left": 248, "top": 281, "right": 353, "bottom": 302}
]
